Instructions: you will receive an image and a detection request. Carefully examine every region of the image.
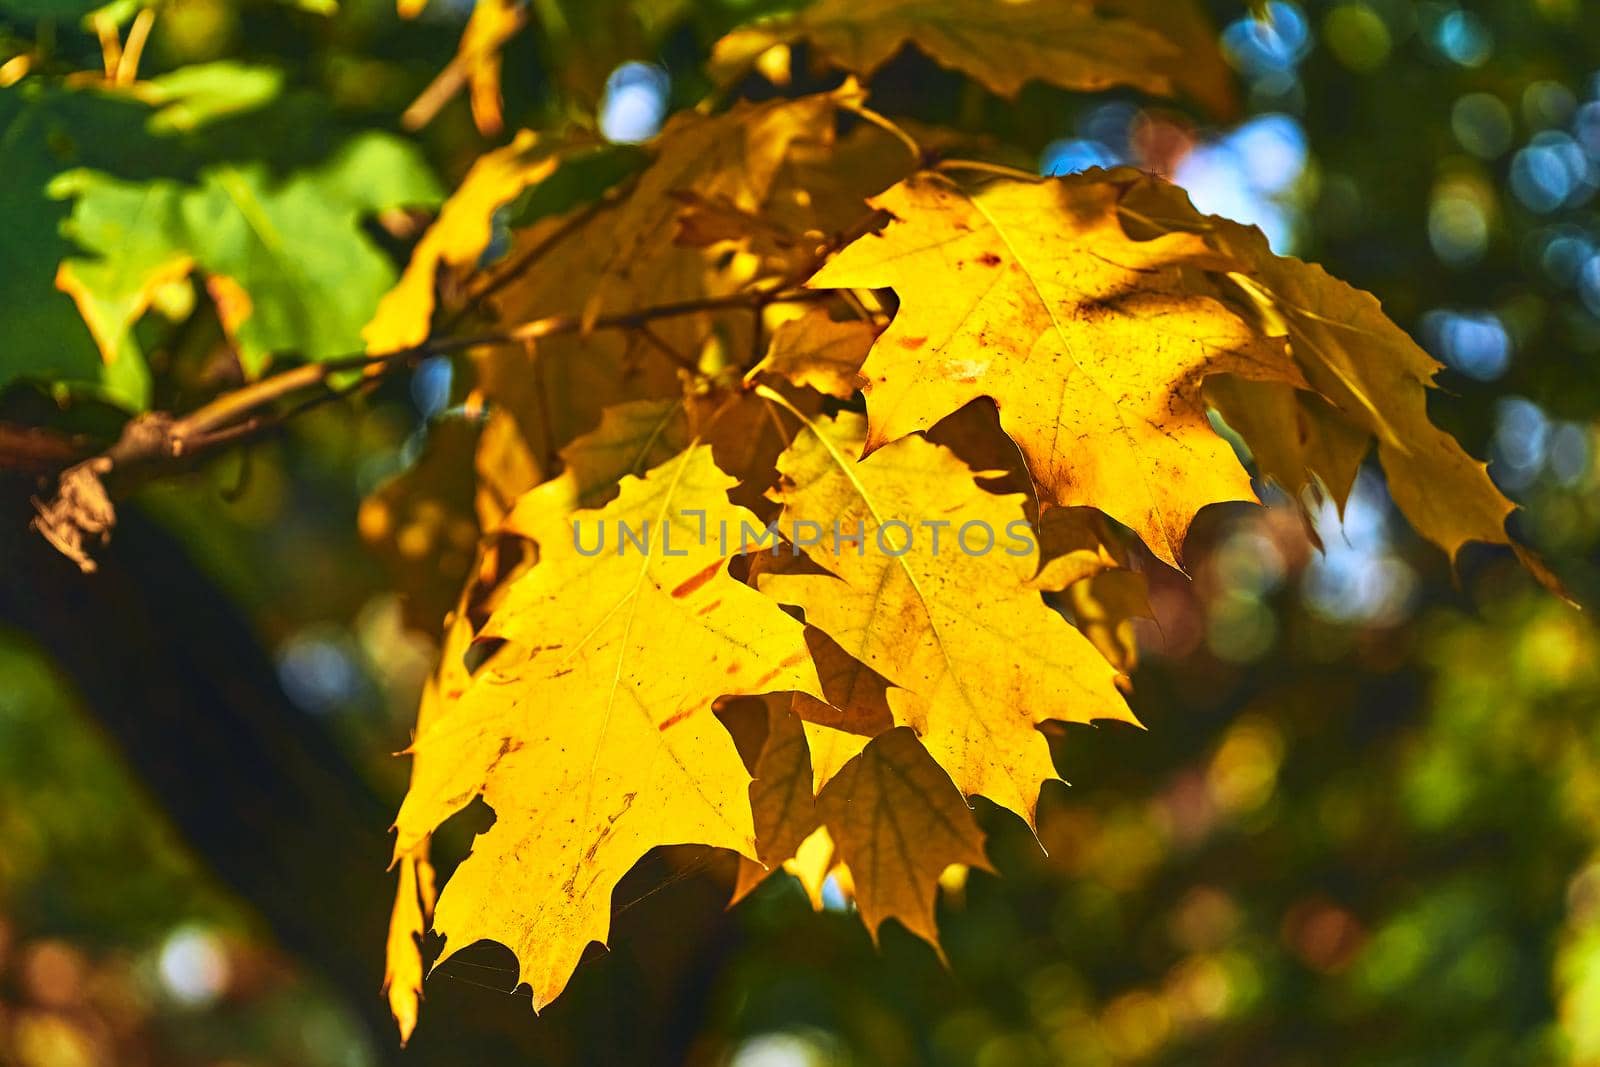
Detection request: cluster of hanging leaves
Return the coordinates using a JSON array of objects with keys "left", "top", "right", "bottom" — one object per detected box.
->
[{"left": 353, "top": 0, "right": 1554, "bottom": 1044}]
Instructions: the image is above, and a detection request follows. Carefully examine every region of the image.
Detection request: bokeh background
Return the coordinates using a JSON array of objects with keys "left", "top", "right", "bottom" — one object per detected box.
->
[{"left": 4, "top": 0, "right": 1600, "bottom": 1064}]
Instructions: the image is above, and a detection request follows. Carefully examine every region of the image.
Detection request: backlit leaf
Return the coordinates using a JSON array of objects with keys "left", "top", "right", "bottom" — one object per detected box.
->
[
  {"left": 759, "top": 409, "right": 1135, "bottom": 825},
  {"left": 393, "top": 445, "right": 821, "bottom": 1009},
  {"left": 809, "top": 172, "right": 1304, "bottom": 568}
]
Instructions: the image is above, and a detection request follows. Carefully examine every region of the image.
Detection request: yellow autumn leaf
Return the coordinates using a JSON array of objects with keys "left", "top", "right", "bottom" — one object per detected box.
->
[
  {"left": 809, "top": 172, "right": 1304, "bottom": 568},
  {"left": 757, "top": 407, "right": 1135, "bottom": 825},
  {"left": 818, "top": 727, "right": 992, "bottom": 952},
  {"left": 1206, "top": 376, "right": 1369, "bottom": 516},
  {"left": 730, "top": 696, "right": 823, "bottom": 905},
  {"left": 781, "top": 826, "right": 840, "bottom": 910},
  {"left": 1029, "top": 506, "right": 1130, "bottom": 593},
  {"left": 365, "top": 131, "right": 573, "bottom": 353},
  {"left": 1028, "top": 506, "right": 1149, "bottom": 675},
  {"left": 696, "top": 385, "right": 824, "bottom": 515},
  {"left": 383, "top": 845, "right": 436, "bottom": 1046},
  {"left": 467, "top": 208, "right": 685, "bottom": 476},
  {"left": 710, "top": 0, "right": 1191, "bottom": 105},
  {"left": 393, "top": 445, "right": 821, "bottom": 1010},
  {"left": 503, "top": 397, "right": 691, "bottom": 527},
  {"left": 580, "top": 83, "right": 861, "bottom": 331},
  {"left": 461, "top": 89, "right": 858, "bottom": 484},
  {"left": 1118, "top": 175, "right": 1518, "bottom": 563},
  {"left": 383, "top": 606, "right": 479, "bottom": 1042},
  {"left": 751, "top": 306, "right": 878, "bottom": 400},
  {"left": 473, "top": 407, "right": 546, "bottom": 531},
  {"left": 498, "top": 386, "right": 819, "bottom": 547},
  {"left": 731, "top": 699, "right": 988, "bottom": 955},
  {"left": 1063, "top": 568, "right": 1151, "bottom": 676},
  {"left": 673, "top": 191, "right": 807, "bottom": 273},
  {"left": 792, "top": 627, "right": 895, "bottom": 790}
]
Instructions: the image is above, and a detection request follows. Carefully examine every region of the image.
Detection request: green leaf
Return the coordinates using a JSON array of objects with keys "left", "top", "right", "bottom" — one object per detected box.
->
[
  {"left": 141, "top": 62, "right": 286, "bottom": 134},
  {"left": 51, "top": 132, "right": 443, "bottom": 379},
  {"left": 0, "top": 0, "right": 102, "bottom": 20},
  {"left": 0, "top": 84, "right": 166, "bottom": 408}
]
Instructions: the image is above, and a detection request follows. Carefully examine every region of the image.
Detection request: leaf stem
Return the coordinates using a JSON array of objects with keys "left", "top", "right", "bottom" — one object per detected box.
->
[
  {"left": 934, "top": 158, "right": 1042, "bottom": 182},
  {"left": 844, "top": 101, "right": 925, "bottom": 165}
]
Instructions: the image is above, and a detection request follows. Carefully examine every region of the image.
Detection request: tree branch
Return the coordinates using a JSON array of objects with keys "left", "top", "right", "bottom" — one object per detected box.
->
[{"left": 23, "top": 205, "right": 892, "bottom": 572}]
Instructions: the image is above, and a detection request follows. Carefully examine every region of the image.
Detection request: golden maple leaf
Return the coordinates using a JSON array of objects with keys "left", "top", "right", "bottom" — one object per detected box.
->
[
  {"left": 731, "top": 699, "right": 989, "bottom": 954},
  {"left": 757, "top": 408, "right": 1135, "bottom": 825},
  {"left": 817, "top": 726, "right": 992, "bottom": 952},
  {"left": 503, "top": 397, "right": 692, "bottom": 523},
  {"left": 580, "top": 84, "right": 862, "bottom": 331},
  {"left": 809, "top": 172, "right": 1305, "bottom": 568},
  {"left": 393, "top": 445, "right": 821, "bottom": 1009},
  {"left": 728, "top": 696, "right": 825, "bottom": 905},
  {"left": 383, "top": 606, "right": 479, "bottom": 1042},
  {"left": 793, "top": 628, "right": 895, "bottom": 790},
  {"left": 1117, "top": 174, "right": 1519, "bottom": 564},
  {"left": 752, "top": 306, "right": 878, "bottom": 400},
  {"left": 1205, "top": 376, "right": 1370, "bottom": 520}
]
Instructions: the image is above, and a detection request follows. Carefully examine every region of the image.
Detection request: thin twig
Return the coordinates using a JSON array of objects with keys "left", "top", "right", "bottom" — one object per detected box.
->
[
  {"left": 0, "top": 423, "right": 95, "bottom": 473},
  {"left": 25, "top": 204, "right": 892, "bottom": 572},
  {"left": 114, "top": 6, "right": 155, "bottom": 85},
  {"left": 636, "top": 321, "right": 700, "bottom": 373},
  {"left": 92, "top": 12, "right": 120, "bottom": 79},
  {"left": 401, "top": 4, "right": 530, "bottom": 131}
]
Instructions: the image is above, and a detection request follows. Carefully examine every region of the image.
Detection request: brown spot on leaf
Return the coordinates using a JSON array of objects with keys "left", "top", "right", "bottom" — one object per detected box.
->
[
  {"left": 658, "top": 707, "right": 695, "bottom": 731},
  {"left": 671, "top": 558, "right": 724, "bottom": 598}
]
